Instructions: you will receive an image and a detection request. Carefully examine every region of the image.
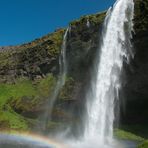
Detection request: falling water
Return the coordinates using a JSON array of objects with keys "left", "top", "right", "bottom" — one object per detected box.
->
[
  {"left": 83, "top": 0, "right": 134, "bottom": 146},
  {"left": 87, "top": 19, "right": 90, "bottom": 28},
  {"left": 41, "top": 28, "right": 69, "bottom": 131},
  {"left": 48, "top": 27, "right": 69, "bottom": 113}
]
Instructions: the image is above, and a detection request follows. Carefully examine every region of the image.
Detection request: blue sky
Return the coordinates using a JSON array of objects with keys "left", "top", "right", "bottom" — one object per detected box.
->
[{"left": 0, "top": 0, "right": 115, "bottom": 46}]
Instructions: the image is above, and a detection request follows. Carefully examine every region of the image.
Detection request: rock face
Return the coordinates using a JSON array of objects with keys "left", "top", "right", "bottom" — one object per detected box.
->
[
  {"left": 0, "top": 11, "right": 106, "bottom": 132},
  {"left": 120, "top": 0, "right": 148, "bottom": 137},
  {"left": 0, "top": 0, "right": 147, "bottom": 137},
  {"left": 121, "top": 0, "right": 148, "bottom": 124},
  {"left": 0, "top": 30, "right": 64, "bottom": 83}
]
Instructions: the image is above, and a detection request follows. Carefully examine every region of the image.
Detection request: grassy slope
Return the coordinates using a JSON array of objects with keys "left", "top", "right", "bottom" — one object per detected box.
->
[
  {"left": 0, "top": 74, "right": 56, "bottom": 131},
  {"left": 114, "top": 129, "right": 148, "bottom": 148},
  {"left": 137, "top": 140, "right": 148, "bottom": 148},
  {"left": 0, "top": 80, "right": 35, "bottom": 130},
  {"left": 114, "top": 129, "right": 144, "bottom": 142}
]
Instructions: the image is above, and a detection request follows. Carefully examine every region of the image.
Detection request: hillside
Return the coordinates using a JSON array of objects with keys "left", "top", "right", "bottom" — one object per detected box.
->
[{"left": 0, "top": 0, "right": 147, "bottom": 141}]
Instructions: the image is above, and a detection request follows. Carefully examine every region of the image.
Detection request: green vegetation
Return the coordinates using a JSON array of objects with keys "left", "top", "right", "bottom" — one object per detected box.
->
[
  {"left": 59, "top": 77, "right": 75, "bottom": 101},
  {"left": 0, "top": 28, "right": 64, "bottom": 130},
  {"left": 0, "top": 29, "right": 64, "bottom": 84},
  {"left": 120, "top": 125, "right": 148, "bottom": 139},
  {"left": 114, "top": 129, "right": 144, "bottom": 142},
  {"left": 134, "top": 0, "right": 148, "bottom": 32},
  {"left": 0, "top": 78, "right": 36, "bottom": 131},
  {"left": 0, "top": 74, "right": 56, "bottom": 131},
  {"left": 37, "top": 74, "right": 56, "bottom": 97},
  {"left": 70, "top": 11, "right": 106, "bottom": 26},
  {"left": 0, "top": 111, "right": 28, "bottom": 131},
  {"left": 137, "top": 140, "right": 148, "bottom": 148}
]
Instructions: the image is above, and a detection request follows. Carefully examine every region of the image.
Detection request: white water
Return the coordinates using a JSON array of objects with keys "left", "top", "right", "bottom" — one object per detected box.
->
[
  {"left": 87, "top": 19, "right": 90, "bottom": 28},
  {"left": 48, "top": 27, "right": 69, "bottom": 116},
  {"left": 41, "top": 28, "right": 69, "bottom": 130},
  {"left": 85, "top": 0, "right": 134, "bottom": 144},
  {"left": 68, "top": 0, "right": 134, "bottom": 147},
  {"left": 60, "top": 28, "right": 69, "bottom": 86}
]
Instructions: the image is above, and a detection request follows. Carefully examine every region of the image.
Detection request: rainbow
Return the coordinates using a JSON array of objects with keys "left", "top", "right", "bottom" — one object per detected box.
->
[{"left": 0, "top": 131, "right": 68, "bottom": 148}]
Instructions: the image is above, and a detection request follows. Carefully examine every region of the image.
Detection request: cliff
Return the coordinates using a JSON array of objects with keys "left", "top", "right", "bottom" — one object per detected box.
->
[
  {"left": 0, "top": 0, "right": 147, "bottom": 139},
  {"left": 120, "top": 0, "right": 148, "bottom": 138},
  {"left": 0, "top": 11, "right": 106, "bottom": 132}
]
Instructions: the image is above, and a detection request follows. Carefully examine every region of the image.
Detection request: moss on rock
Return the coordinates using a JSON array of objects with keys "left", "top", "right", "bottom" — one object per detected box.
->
[
  {"left": 137, "top": 140, "right": 148, "bottom": 148},
  {"left": 70, "top": 12, "right": 106, "bottom": 26},
  {"left": 0, "top": 74, "right": 57, "bottom": 130},
  {"left": 0, "top": 29, "right": 65, "bottom": 83},
  {"left": 59, "top": 77, "right": 75, "bottom": 101},
  {"left": 134, "top": 0, "right": 148, "bottom": 33},
  {"left": 114, "top": 129, "right": 144, "bottom": 142}
]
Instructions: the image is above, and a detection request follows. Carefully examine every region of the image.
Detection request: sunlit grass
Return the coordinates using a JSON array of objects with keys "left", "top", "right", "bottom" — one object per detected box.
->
[{"left": 0, "top": 74, "right": 56, "bottom": 130}]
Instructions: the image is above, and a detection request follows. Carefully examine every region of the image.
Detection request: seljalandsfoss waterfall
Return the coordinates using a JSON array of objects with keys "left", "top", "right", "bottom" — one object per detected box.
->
[
  {"left": 85, "top": 0, "right": 134, "bottom": 143},
  {"left": 68, "top": 0, "right": 134, "bottom": 147},
  {"left": 1, "top": 0, "right": 148, "bottom": 147}
]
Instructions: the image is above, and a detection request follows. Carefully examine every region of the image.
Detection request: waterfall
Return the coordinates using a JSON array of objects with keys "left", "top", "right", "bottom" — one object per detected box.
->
[
  {"left": 48, "top": 28, "right": 68, "bottom": 115},
  {"left": 41, "top": 28, "right": 69, "bottom": 131},
  {"left": 60, "top": 28, "right": 69, "bottom": 86},
  {"left": 87, "top": 19, "right": 90, "bottom": 28},
  {"left": 83, "top": 0, "right": 134, "bottom": 145}
]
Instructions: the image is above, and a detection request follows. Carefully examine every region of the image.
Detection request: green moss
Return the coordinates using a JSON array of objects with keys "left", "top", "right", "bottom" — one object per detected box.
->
[
  {"left": 59, "top": 77, "right": 75, "bottom": 101},
  {"left": 114, "top": 129, "right": 144, "bottom": 142},
  {"left": 120, "top": 125, "right": 148, "bottom": 139},
  {"left": 8, "top": 74, "right": 56, "bottom": 111},
  {"left": 0, "top": 78, "right": 36, "bottom": 108},
  {"left": 70, "top": 12, "right": 106, "bottom": 26},
  {"left": 137, "top": 140, "right": 148, "bottom": 148},
  {"left": 134, "top": 0, "right": 148, "bottom": 33},
  {"left": 0, "top": 74, "right": 57, "bottom": 131},
  {"left": 0, "top": 111, "right": 28, "bottom": 130},
  {"left": 40, "top": 29, "right": 65, "bottom": 57},
  {"left": 37, "top": 74, "right": 56, "bottom": 97},
  {"left": 0, "top": 29, "right": 65, "bottom": 82},
  {"left": 0, "top": 79, "right": 35, "bottom": 130}
]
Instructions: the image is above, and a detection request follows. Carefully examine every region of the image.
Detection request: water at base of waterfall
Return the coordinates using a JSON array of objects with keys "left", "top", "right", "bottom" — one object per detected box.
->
[
  {"left": 66, "top": 138, "right": 137, "bottom": 148},
  {"left": 0, "top": 133, "right": 138, "bottom": 148}
]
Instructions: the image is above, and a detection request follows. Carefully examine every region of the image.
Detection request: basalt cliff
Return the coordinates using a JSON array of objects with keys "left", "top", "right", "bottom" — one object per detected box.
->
[{"left": 0, "top": 0, "right": 147, "bottom": 140}]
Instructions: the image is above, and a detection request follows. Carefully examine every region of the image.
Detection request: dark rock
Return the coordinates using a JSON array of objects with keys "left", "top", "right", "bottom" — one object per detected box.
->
[{"left": 119, "top": 0, "right": 148, "bottom": 136}]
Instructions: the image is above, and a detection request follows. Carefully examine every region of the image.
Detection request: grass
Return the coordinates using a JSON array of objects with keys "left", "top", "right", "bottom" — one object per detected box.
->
[
  {"left": 0, "top": 78, "right": 38, "bottom": 131},
  {"left": 137, "top": 140, "right": 148, "bottom": 148},
  {"left": 59, "top": 77, "right": 75, "bottom": 101},
  {"left": 120, "top": 125, "right": 148, "bottom": 139},
  {"left": 0, "top": 111, "right": 28, "bottom": 130},
  {"left": 0, "top": 79, "right": 36, "bottom": 108},
  {"left": 37, "top": 74, "right": 56, "bottom": 97},
  {"left": 0, "top": 74, "right": 56, "bottom": 131},
  {"left": 70, "top": 11, "right": 106, "bottom": 26},
  {"left": 114, "top": 129, "right": 144, "bottom": 142}
]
